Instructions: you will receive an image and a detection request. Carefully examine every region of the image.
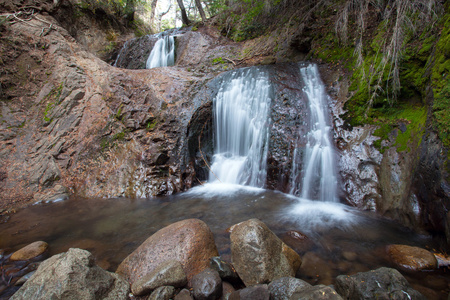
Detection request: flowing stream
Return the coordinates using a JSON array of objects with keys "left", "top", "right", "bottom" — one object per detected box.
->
[
  {"left": 209, "top": 67, "right": 271, "bottom": 187},
  {"left": 146, "top": 35, "right": 175, "bottom": 69}
]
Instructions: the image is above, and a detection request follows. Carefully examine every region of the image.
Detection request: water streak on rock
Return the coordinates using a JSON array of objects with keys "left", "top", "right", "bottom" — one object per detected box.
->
[
  {"left": 290, "top": 64, "right": 337, "bottom": 202},
  {"left": 146, "top": 35, "right": 175, "bottom": 69}
]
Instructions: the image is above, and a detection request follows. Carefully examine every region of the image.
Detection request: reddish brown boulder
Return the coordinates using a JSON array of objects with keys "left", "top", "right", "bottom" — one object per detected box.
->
[
  {"left": 387, "top": 244, "right": 437, "bottom": 271},
  {"left": 116, "top": 219, "right": 219, "bottom": 286}
]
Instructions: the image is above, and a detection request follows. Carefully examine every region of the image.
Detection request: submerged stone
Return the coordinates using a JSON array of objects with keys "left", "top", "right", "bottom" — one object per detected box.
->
[
  {"left": 10, "top": 241, "right": 48, "bottom": 261},
  {"left": 387, "top": 244, "right": 438, "bottom": 271},
  {"left": 335, "top": 267, "right": 426, "bottom": 300}
]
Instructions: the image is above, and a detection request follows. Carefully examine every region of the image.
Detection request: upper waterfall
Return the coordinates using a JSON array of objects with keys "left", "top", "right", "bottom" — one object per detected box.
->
[
  {"left": 290, "top": 64, "right": 337, "bottom": 202},
  {"left": 146, "top": 35, "right": 175, "bottom": 69},
  {"left": 209, "top": 67, "right": 272, "bottom": 187}
]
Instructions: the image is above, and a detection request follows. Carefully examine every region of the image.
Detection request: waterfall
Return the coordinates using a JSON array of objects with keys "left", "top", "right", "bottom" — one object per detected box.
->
[
  {"left": 209, "top": 67, "right": 272, "bottom": 187},
  {"left": 146, "top": 35, "right": 175, "bottom": 69},
  {"left": 290, "top": 64, "right": 337, "bottom": 202}
]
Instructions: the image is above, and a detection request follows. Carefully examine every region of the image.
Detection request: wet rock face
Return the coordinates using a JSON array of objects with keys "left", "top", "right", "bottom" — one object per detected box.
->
[
  {"left": 413, "top": 131, "right": 450, "bottom": 235},
  {"left": 113, "top": 35, "right": 157, "bottom": 69},
  {"left": 266, "top": 63, "right": 309, "bottom": 193}
]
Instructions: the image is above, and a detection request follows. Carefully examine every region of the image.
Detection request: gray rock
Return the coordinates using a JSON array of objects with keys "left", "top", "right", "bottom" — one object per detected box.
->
[
  {"left": 191, "top": 268, "right": 222, "bottom": 300},
  {"left": 175, "top": 288, "right": 194, "bottom": 300},
  {"left": 11, "top": 248, "right": 129, "bottom": 300},
  {"left": 131, "top": 260, "right": 187, "bottom": 296},
  {"left": 210, "top": 256, "right": 240, "bottom": 283},
  {"left": 268, "top": 277, "right": 311, "bottom": 300},
  {"left": 229, "top": 284, "right": 270, "bottom": 300},
  {"left": 221, "top": 281, "right": 236, "bottom": 300},
  {"left": 291, "top": 285, "right": 343, "bottom": 300},
  {"left": 148, "top": 286, "right": 176, "bottom": 300},
  {"left": 334, "top": 267, "right": 426, "bottom": 300},
  {"left": 230, "top": 219, "right": 302, "bottom": 286}
]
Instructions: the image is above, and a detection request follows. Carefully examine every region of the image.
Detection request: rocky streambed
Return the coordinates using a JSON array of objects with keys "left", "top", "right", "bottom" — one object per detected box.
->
[
  {"left": 1, "top": 190, "right": 449, "bottom": 299},
  {"left": 1, "top": 216, "right": 448, "bottom": 299}
]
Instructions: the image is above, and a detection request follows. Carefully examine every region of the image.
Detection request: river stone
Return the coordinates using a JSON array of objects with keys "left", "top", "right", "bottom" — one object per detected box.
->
[
  {"left": 116, "top": 219, "right": 219, "bottom": 286},
  {"left": 230, "top": 219, "right": 301, "bottom": 286},
  {"left": 335, "top": 267, "right": 426, "bottom": 300},
  {"left": 210, "top": 256, "right": 240, "bottom": 283},
  {"left": 268, "top": 277, "right": 311, "bottom": 300},
  {"left": 11, "top": 248, "right": 129, "bottom": 300},
  {"left": 387, "top": 244, "right": 438, "bottom": 271},
  {"left": 222, "top": 281, "right": 236, "bottom": 300},
  {"left": 291, "top": 285, "right": 343, "bottom": 300},
  {"left": 191, "top": 267, "right": 222, "bottom": 300},
  {"left": 175, "top": 288, "right": 194, "bottom": 300},
  {"left": 10, "top": 241, "right": 49, "bottom": 261},
  {"left": 297, "top": 252, "right": 334, "bottom": 285},
  {"left": 280, "top": 230, "right": 315, "bottom": 254},
  {"left": 148, "top": 286, "right": 176, "bottom": 300},
  {"left": 131, "top": 260, "right": 187, "bottom": 296},
  {"left": 229, "top": 284, "right": 270, "bottom": 300}
]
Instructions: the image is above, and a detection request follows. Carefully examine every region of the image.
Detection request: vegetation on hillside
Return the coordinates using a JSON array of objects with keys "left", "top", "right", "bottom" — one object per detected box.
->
[{"left": 207, "top": 0, "right": 448, "bottom": 152}]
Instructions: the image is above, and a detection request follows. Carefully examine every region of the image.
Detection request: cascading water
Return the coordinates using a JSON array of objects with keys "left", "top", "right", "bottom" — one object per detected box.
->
[
  {"left": 209, "top": 67, "right": 272, "bottom": 187},
  {"left": 290, "top": 64, "right": 337, "bottom": 202},
  {"left": 146, "top": 35, "right": 175, "bottom": 69}
]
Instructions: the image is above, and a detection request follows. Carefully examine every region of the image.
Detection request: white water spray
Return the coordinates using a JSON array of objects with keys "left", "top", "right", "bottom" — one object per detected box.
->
[
  {"left": 291, "top": 64, "right": 337, "bottom": 202},
  {"left": 209, "top": 67, "right": 272, "bottom": 187},
  {"left": 146, "top": 35, "right": 175, "bottom": 69}
]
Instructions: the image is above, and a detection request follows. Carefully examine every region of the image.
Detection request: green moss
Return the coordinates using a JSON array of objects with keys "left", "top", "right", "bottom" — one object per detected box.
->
[
  {"left": 433, "top": 79, "right": 450, "bottom": 149},
  {"left": 147, "top": 119, "right": 157, "bottom": 130},
  {"left": 43, "top": 102, "right": 55, "bottom": 123},
  {"left": 212, "top": 57, "right": 226, "bottom": 64},
  {"left": 372, "top": 105, "right": 427, "bottom": 153}
]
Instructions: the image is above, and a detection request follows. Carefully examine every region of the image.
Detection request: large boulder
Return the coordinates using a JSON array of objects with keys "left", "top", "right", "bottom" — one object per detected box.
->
[
  {"left": 387, "top": 244, "right": 438, "bottom": 271},
  {"left": 230, "top": 219, "right": 301, "bottom": 286},
  {"left": 116, "top": 219, "right": 219, "bottom": 286},
  {"left": 335, "top": 267, "right": 426, "bottom": 300},
  {"left": 10, "top": 241, "right": 49, "bottom": 261},
  {"left": 11, "top": 248, "right": 129, "bottom": 300},
  {"left": 131, "top": 260, "right": 187, "bottom": 296}
]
